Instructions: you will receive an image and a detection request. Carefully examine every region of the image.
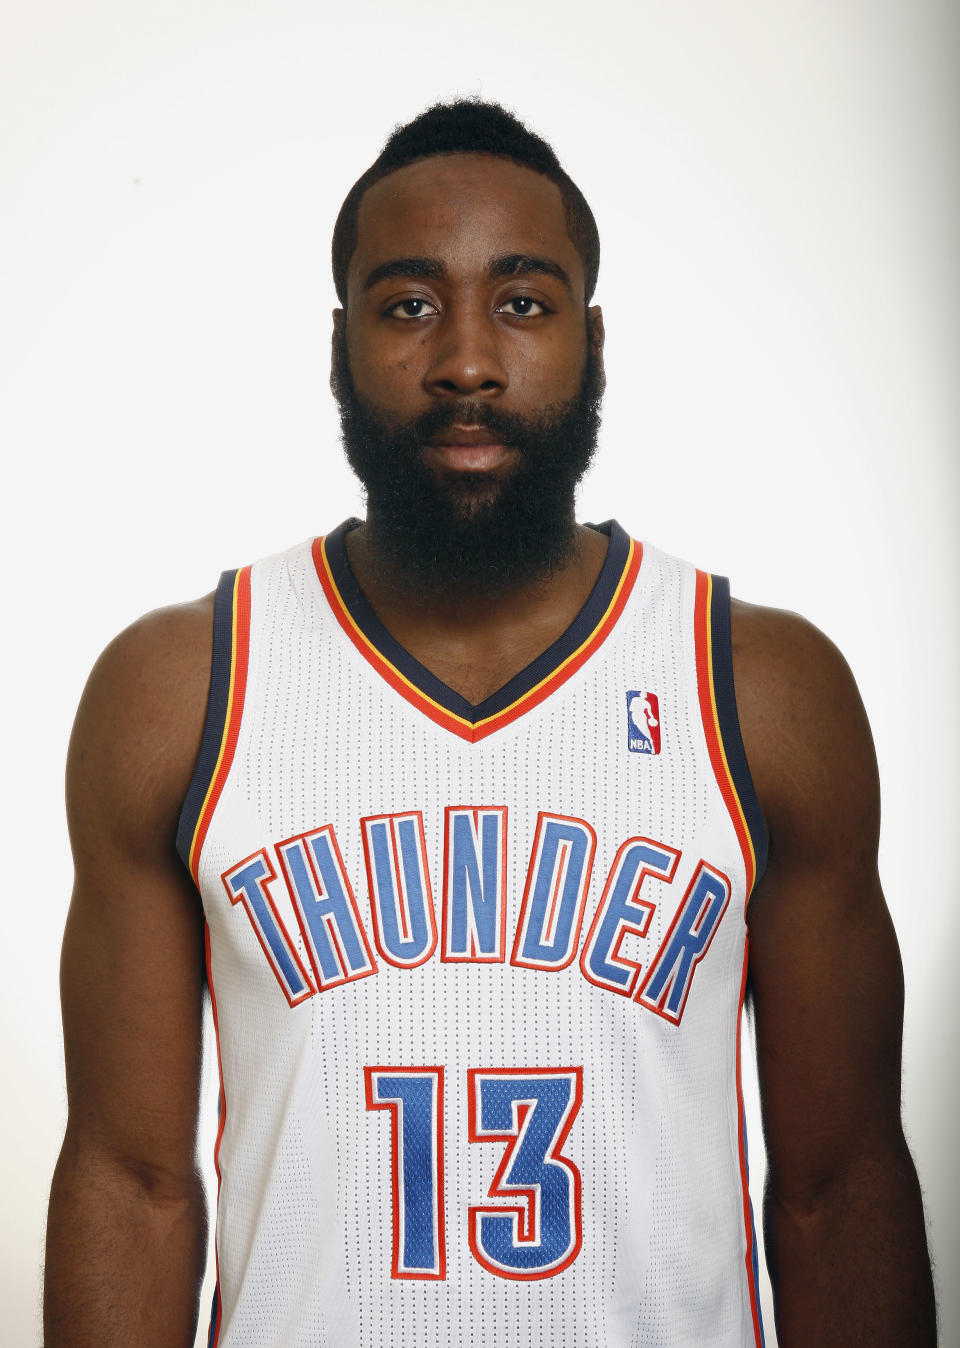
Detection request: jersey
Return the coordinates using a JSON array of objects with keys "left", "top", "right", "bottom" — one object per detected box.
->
[{"left": 177, "top": 519, "right": 768, "bottom": 1348}]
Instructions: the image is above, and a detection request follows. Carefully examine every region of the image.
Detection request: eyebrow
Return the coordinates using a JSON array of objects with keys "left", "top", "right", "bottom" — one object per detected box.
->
[
  {"left": 362, "top": 252, "right": 572, "bottom": 294},
  {"left": 362, "top": 257, "right": 445, "bottom": 291},
  {"left": 488, "top": 253, "right": 572, "bottom": 292}
]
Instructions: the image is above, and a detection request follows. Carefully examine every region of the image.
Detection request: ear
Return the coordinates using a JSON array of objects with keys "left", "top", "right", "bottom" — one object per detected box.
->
[
  {"left": 587, "top": 304, "right": 606, "bottom": 391},
  {"left": 330, "top": 309, "right": 346, "bottom": 396}
]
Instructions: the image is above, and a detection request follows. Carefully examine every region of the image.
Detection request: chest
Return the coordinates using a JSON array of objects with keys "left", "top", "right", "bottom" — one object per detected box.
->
[{"left": 207, "top": 584, "right": 747, "bottom": 1001}]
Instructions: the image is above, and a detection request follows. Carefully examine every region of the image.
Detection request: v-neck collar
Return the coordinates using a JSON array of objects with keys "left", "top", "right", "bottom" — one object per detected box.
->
[{"left": 311, "top": 520, "right": 642, "bottom": 743}]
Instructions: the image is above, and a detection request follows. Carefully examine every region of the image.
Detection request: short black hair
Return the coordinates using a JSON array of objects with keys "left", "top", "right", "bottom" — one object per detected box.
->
[{"left": 332, "top": 99, "right": 600, "bottom": 306}]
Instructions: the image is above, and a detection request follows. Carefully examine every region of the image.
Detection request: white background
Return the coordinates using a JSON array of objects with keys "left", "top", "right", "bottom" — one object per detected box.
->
[{"left": 1, "top": 1, "right": 956, "bottom": 1343}]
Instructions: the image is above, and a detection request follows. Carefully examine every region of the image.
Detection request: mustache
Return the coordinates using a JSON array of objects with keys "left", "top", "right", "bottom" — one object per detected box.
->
[
  {"left": 389, "top": 396, "right": 599, "bottom": 462},
  {"left": 393, "top": 400, "right": 530, "bottom": 449}
]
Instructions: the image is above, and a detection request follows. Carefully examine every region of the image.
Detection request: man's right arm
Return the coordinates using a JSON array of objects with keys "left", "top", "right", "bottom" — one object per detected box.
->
[{"left": 44, "top": 597, "right": 215, "bottom": 1348}]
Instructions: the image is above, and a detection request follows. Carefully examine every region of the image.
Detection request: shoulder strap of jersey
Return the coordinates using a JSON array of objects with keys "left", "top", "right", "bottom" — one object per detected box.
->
[
  {"left": 176, "top": 565, "right": 253, "bottom": 884},
  {"left": 693, "top": 570, "right": 769, "bottom": 898}
]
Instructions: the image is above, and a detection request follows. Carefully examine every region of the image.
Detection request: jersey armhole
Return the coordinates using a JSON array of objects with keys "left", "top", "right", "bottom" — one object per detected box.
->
[
  {"left": 694, "top": 571, "right": 769, "bottom": 897},
  {"left": 176, "top": 566, "right": 252, "bottom": 883}
]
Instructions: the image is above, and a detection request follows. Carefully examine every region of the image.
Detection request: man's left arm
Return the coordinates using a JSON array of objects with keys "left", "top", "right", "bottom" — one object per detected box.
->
[{"left": 733, "top": 602, "right": 936, "bottom": 1346}]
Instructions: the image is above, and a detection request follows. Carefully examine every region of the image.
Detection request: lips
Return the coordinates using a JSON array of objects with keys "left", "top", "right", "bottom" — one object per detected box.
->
[{"left": 426, "top": 425, "right": 513, "bottom": 472}]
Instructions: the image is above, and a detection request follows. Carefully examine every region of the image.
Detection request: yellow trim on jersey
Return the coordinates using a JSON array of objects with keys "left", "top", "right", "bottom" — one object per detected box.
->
[
  {"left": 188, "top": 570, "right": 244, "bottom": 881},
  {"left": 702, "top": 575, "right": 757, "bottom": 894}
]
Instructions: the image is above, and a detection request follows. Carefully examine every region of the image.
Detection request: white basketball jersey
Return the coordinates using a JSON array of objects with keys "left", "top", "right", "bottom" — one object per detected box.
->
[{"left": 177, "top": 519, "right": 768, "bottom": 1348}]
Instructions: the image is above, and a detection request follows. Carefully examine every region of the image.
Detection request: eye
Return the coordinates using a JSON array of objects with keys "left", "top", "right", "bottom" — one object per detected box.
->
[
  {"left": 497, "top": 295, "right": 548, "bottom": 317},
  {"left": 386, "top": 297, "right": 439, "bottom": 319}
]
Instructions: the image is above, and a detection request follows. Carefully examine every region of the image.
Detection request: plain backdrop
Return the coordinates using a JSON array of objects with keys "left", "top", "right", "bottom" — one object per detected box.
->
[{"left": 1, "top": 1, "right": 956, "bottom": 1344}]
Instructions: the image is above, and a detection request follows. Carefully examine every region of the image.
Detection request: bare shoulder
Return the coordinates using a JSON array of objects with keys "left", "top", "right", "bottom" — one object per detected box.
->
[
  {"left": 729, "top": 598, "right": 880, "bottom": 864},
  {"left": 67, "top": 594, "right": 216, "bottom": 862},
  {"left": 730, "top": 596, "right": 866, "bottom": 720},
  {"left": 57, "top": 596, "right": 218, "bottom": 1220}
]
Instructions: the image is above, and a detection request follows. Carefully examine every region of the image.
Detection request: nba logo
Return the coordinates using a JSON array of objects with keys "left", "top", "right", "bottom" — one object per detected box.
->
[{"left": 626, "top": 691, "right": 661, "bottom": 754}]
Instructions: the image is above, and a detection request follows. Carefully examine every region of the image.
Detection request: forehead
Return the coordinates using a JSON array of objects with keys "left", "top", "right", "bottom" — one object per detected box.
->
[{"left": 349, "top": 153, "right": 583, "bottom": 298}]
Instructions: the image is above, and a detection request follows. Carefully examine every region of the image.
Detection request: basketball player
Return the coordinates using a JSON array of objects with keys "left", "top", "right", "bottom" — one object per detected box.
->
[{"left": 44, "top": 102, "right": 936, "bottom": 1346}]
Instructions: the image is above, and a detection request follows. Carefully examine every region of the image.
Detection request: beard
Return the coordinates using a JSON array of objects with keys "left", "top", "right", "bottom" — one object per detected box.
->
[{"left": 331, "top": 326, "right": 603, "bottom": 597}]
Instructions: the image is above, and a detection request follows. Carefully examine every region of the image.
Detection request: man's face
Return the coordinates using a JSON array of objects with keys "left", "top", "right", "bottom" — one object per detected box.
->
[{"left": 331, "top": 153, "right": 605, "bottom": 594}]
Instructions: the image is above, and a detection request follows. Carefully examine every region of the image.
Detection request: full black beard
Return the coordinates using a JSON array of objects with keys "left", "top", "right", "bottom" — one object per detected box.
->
[{"left": 331, "top": 327, "right": 603, "bottom": 597}]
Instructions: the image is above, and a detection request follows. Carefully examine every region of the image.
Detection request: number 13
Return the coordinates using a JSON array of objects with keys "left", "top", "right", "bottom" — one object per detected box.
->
[{"left": 364, "top": 1066, "right": 583, "bottom": 1281}]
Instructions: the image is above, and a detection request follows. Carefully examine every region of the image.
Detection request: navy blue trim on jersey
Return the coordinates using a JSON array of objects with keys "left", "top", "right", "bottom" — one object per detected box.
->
[
  {"left": 323, "top": 519, "right": 631, "bottom": 725},
  {"left": 742, "top": 1109, "right": 767, "bottom": 1346},
  {"left": 708, "top": 575, "right": 768, "bottom": 883},
  {"left": 205, "top": 1285, "right": 219, "bottom": 1348},
  {"left": 175, "top": 569, "right": 240, "bottom": 871}
]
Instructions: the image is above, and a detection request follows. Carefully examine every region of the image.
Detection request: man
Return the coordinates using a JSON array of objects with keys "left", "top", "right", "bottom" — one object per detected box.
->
[{"left": 45, "top": 100, "right": 935, "bottom": 1346}]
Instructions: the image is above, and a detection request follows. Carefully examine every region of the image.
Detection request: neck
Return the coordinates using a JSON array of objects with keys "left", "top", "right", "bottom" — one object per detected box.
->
[
  {"left": 347, "top": 516, "right": 604, "bottom": 625},
  {"left": 344, "top": 520, "right": 610, "bottom": 704}
]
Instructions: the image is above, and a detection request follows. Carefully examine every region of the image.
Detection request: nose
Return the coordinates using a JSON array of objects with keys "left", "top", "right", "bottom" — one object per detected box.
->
[{"left": 423, "top": 303, "right": 508, "bottom": 398}]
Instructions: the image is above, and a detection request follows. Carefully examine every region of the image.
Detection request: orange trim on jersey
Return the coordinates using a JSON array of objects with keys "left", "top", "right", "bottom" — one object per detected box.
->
[
  {"left": 188, "top": 566, "right": 253, "bottom": 885},
  {"left": 693, "top": 571, "right": 758, "bottom": 896},
  {"left": 698, "top": 570, "right": 764, "bottom": 1342},
  {"left": 205, "top": 921, "right": 226, "bottom": 1348},
  {"left": 735, "top": 940, "right": 765, "bottom": 1347},
  {"left": 311, "top": 535, "right": 643, "bottom": 743}
]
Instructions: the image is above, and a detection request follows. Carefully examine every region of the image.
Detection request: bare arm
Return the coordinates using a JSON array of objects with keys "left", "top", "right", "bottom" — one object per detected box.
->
[
  {"left": 734, "top": 603, "right": 936, "bottom": 1346},
  {"left": 45, "top": 597, "right": 215, "bottom": 1347}
]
